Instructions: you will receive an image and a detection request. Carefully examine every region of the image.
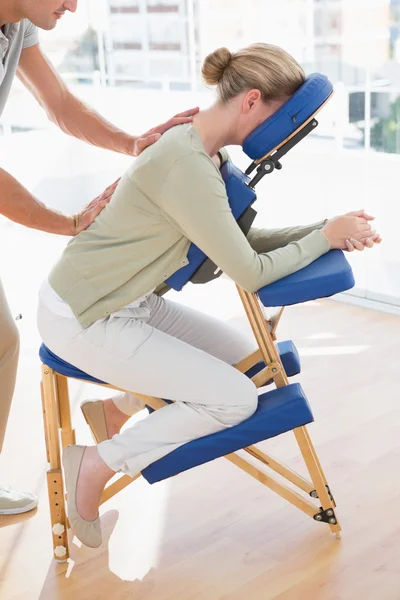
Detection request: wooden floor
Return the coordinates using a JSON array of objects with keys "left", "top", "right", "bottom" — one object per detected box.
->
[{"left": 1, "top": 297, "right": 400, "bottom": 600}]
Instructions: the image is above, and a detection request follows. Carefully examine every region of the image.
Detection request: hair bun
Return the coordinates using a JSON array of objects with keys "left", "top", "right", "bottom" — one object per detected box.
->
[{"left": 202, "top": 47, "right": 232, "bottom": 86}]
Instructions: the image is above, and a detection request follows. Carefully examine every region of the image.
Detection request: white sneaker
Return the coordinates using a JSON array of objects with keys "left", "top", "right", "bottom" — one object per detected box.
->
[{"left": 0, "top": 483, "right": 38, "bottom": 515}]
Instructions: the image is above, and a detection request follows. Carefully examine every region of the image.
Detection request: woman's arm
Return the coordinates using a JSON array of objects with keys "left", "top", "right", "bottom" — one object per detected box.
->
[
  {"left": 247, "top": 221, "right": 326, "bottom": 254},
  {"left": 160, "top": 152, "right": 330, "bottom": 293}
]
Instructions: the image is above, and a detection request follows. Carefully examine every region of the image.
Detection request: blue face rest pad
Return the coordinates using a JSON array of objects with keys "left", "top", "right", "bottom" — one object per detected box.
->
[{"left": 242, "top": 73, "right": 333, "bottom": 160}]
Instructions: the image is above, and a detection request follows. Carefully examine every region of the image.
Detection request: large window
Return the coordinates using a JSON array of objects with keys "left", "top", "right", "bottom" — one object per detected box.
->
[{"left": 1, "top": 0, "right": 399, "bottom": 309}]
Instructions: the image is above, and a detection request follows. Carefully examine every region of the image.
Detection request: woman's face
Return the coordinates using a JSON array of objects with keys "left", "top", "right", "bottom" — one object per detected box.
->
[{"left": 234, "top": 90, "right": 289, "bottom": 146}]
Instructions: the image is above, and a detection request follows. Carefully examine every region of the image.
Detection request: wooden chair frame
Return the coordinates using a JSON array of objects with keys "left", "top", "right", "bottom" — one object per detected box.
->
[{"left": 40, "top": 286, "right": 341, "bottom": 563}]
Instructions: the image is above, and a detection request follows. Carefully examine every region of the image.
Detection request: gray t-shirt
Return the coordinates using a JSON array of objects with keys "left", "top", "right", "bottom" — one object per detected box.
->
[{"left": 0, "top": 20, "right": 38, "bottom": 117}]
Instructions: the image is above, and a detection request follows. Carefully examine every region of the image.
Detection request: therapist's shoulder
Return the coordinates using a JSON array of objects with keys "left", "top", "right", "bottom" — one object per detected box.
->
[{"left": 21, "top": 18, "right": 39, "bottom": 45}]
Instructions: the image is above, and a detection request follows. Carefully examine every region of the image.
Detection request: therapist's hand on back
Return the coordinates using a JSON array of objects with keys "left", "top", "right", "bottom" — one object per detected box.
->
[
  {"left": 131, "top": 107, "right": 200, "bottom": 156},
  {"left": 73, "top": 107, "right": 200, "bottom": 235},
  {"left": 321, "top": 209, "right": 382, "bottom": 252}
]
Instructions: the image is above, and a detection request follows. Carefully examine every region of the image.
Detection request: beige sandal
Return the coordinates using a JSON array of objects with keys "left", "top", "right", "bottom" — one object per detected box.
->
[
  {"left": 81, "top": 400, "right": 109, "bottom": 444},
  {"left": 62, "top": 445, "right": 102, "bottom": 548}
]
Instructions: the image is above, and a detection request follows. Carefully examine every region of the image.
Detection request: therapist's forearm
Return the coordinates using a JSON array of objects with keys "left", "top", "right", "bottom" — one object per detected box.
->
[
  {"left": 0, "top": 168, "right": 74, "bottom": 235},
  {"left": 50, "top": 92, "right": 134, "bottom": 156}
]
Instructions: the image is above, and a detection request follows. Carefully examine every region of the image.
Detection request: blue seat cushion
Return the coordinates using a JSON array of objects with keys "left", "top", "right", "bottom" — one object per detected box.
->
[
  {"left": 165, "top": 161, "right": 256, "bottom": 291},
  {"left": 243, "top": 73, "right": 333, "bottom": 160},
  {"left": 39, "top": 344, "right": 105, "bottom": 384},
  {"left": 39, "top": 339, "right": 300, "bottom": 386},
  {"left": 258, "top": 250, "right": 355, "bottom": 308},
  {"left": 142, "top": 382, "right": 313, "bottom": 484}
]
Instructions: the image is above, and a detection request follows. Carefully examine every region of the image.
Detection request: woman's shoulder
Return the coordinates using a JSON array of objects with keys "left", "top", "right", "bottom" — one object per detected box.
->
[
  {"left": 154, "top": 123, "right": 207, "bottom": 161},
  {"left": 127, "top": 124, "right": 213, "bottom": 181}
]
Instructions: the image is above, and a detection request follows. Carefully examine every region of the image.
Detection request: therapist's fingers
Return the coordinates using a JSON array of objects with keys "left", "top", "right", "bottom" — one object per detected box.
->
[
  {"left": 133, "top": 108, "right": 200, "bottom": 156},
  {"left": 104, "top": 178, "right": 120, "bottom": 194},
  {"left": 100, "top": 179, "right": 120, "bottom": 203},
  {"left": 345, "top": 239, "right": 355, "bottom": 252},
  {"left": 173, "top": 106, "right": 200, "bottom": 118},
  {"left": 73, "top": 178, "right": 121, "bottom": 235},
  {"left": 151, "top": 116, "right": 194, "bottom": 136},
  {"left": 133, "top": 133, "right": 162, "bottom": 156}
]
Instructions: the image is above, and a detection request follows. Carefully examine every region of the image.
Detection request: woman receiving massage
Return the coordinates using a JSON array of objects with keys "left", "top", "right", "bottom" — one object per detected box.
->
[{"left": 37, "top": 43, "right": 381, "bottom": 548}]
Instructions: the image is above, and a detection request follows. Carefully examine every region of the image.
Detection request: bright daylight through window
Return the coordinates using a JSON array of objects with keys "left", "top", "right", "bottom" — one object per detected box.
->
[{"left": 1, "top": 0, "right": 399, "bottom": 308}]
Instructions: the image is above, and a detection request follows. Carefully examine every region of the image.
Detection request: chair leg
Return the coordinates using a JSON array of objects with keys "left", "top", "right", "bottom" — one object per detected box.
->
[
  {"left": 294, "top": 426, "right": 341, "bottom": 536},
  {"left": 302, "top": 426, "right": 336, "bottom": 507},
  {"left": 40, "top": 381, "right": 50, "bottom": 464},
  {"left": 56, "top": 374, "right": 76, "bottom": 450},
  {"left": 41, "top": 365, "right": 70, "bottom": 562}
]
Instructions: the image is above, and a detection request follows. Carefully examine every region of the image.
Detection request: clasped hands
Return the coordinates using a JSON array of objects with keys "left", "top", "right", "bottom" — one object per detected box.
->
[{"left": 321, "top": 210, "right": 382, "bottom": 252}]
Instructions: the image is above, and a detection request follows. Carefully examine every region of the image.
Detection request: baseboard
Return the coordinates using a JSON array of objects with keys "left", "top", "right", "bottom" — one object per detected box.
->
[{"left": 334, "top": 292, "right": 400, "bottom": 317}]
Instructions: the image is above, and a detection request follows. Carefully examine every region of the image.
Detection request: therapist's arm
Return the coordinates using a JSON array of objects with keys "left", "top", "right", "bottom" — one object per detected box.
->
[
  {"left": 17, "top": 44, "right": 198, "bottom": 157},
  {"left": 0, "top": 168, "right": 75, "bottom": 234},
  {"left": 0, "top": 167, "right": 115, "bottom": 235},
  {"left": 160, "top": 153, "right": 330, "bottom": 293}
]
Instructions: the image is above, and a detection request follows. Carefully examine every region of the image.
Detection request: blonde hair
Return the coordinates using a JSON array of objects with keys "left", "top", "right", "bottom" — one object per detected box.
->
[{"left": 201, "top": 43, "right": 305, "bottom": 103}]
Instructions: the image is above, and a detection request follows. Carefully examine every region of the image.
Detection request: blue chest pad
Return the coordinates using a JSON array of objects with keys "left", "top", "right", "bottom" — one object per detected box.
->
[{"left": 165, "top": 161, "right": 257, "bottom": 291}]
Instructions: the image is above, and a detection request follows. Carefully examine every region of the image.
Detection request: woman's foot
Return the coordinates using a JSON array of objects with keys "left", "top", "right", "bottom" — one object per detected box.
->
[
  {"left": 75, "top": 446, "right": 114, "bottom": 521},
  {"left": 63, "top": 445, "right": 113, "bottom": 548},
  {"left": 103, "top": 398, "right": 130, "bottom": 438},
  {"left": 81, "top": 398, "right": 130, "bottom": 443}
]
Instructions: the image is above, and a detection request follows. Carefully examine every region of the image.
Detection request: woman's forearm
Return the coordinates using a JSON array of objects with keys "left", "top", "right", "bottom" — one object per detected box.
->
[
  {"left": 247, "top": 220, "right": 326, "bottom": 254},
  {"left": 0, "top": 168, "right": 74, "bottom": 235}
]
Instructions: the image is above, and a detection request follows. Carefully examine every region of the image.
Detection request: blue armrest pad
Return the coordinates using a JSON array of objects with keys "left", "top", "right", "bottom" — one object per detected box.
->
[
  {"left": 165, "top": 161, "right": 256, "bottom": 291},
  {"left": 243, "top": 73, "right": 333, "bottom": 160},
  {"left": 142, "top": 382, "right": 313, "bottom": 484},
  {"left": 258, "top": 250, "right": 355, "bottom": 308},
  {"left": 146, "top": 340, "right": 301, "bottom": 413},
  {"left": 245, "top": 340, "right": 300, "bottom": 382}
]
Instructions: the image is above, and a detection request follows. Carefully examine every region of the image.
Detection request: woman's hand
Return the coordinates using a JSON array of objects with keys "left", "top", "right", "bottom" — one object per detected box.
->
[
  {"left": 321, "top": 209, "right": 380, "bottom": 250},
  {"left": 345, "top": 233, "right": 382, "bottom": 252}
]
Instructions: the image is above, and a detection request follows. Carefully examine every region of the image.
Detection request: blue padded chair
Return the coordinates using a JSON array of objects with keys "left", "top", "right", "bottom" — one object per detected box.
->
[{"left": 40, "top": 73, "right": 345, "bottom": 563}]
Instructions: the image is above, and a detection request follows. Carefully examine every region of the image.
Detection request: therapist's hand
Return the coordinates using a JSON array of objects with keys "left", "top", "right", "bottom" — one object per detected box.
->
[
  {"left": 132, "top": 107, "right": 200, "bottom": 156},
  {"left": 73, "top": 178, "right": 120, "bottom": 235}
]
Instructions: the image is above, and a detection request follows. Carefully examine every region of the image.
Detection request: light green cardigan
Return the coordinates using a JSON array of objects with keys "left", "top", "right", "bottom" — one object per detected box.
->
[{"left": 48, "top": 124, "right": 329, "bottom": 328}]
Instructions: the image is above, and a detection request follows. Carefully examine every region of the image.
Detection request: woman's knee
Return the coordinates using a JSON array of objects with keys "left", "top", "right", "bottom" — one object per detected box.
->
[{"left": 215, "top": 376, "right": 258, "bottom": 427}]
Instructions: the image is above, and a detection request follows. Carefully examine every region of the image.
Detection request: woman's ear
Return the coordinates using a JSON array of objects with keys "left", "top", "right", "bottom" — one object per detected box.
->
[{"left": 242, "top": 89, "right": 262, "bottom": 114}]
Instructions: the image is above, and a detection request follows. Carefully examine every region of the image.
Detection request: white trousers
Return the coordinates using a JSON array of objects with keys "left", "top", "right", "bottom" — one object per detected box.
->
[{"left": 37, "top": 293, "right": 258, "bottom": 477}]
